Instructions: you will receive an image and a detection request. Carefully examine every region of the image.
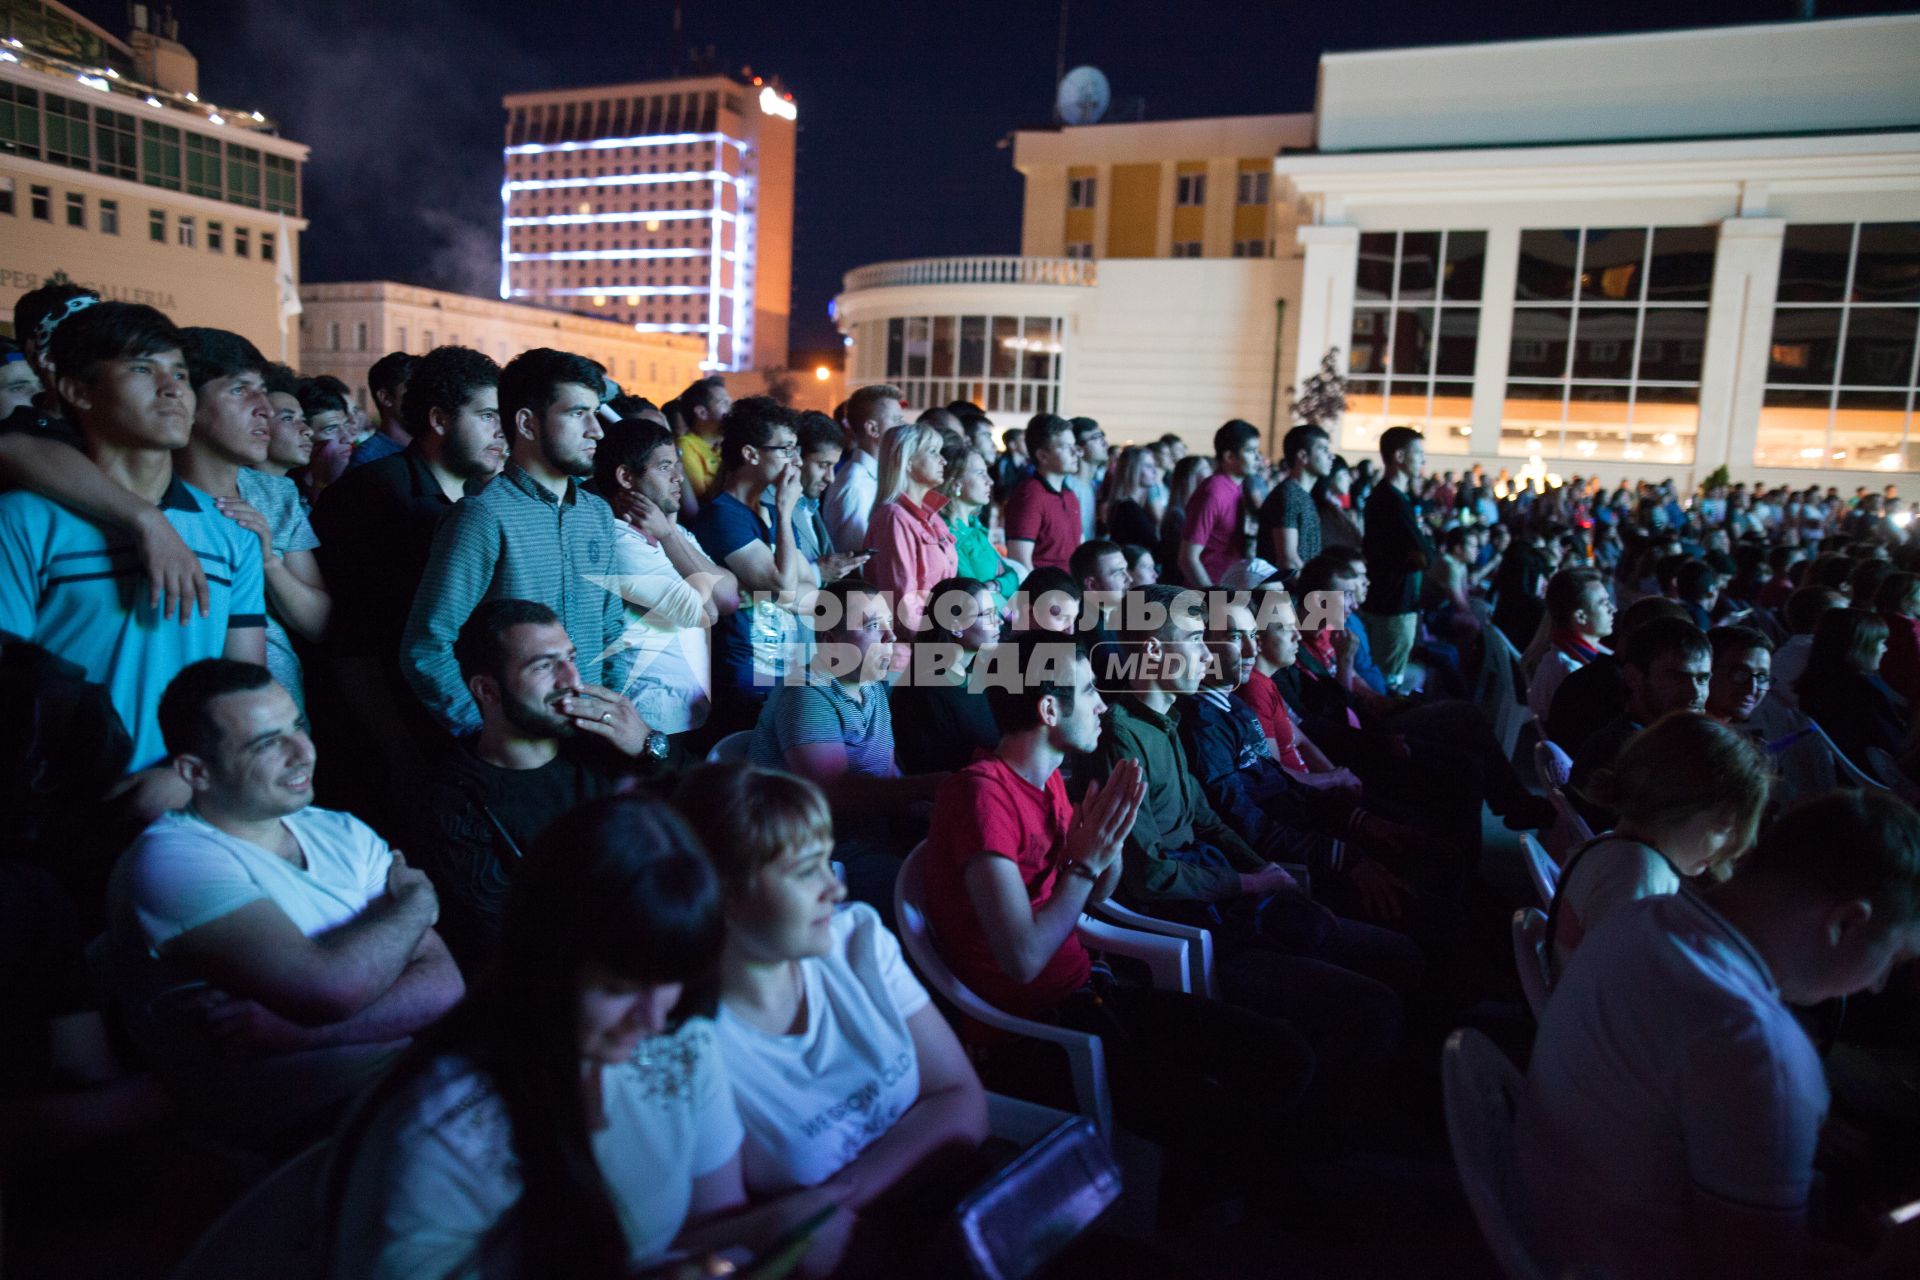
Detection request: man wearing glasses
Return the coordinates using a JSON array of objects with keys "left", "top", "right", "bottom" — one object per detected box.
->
[
  {"left": 1707, "top": 625, "right": 1838, "bottom": 808},
  {"left": 690, "top": 396, "right": 808, "bottom": 743}
]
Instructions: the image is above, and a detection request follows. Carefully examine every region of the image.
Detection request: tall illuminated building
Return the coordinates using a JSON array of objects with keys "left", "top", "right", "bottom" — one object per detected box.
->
[{"left": 500, "top": 72, "right": 795, "bottom": 373}]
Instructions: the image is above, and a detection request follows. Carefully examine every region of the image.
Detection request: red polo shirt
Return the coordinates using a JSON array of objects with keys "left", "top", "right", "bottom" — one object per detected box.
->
[{"left": 1004, "top": 474, "right": 1083, "bottom": 572}]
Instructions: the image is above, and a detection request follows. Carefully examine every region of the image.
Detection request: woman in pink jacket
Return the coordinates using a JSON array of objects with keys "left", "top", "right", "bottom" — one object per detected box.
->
[{"left": 865, "top": 422, "right": 956, "bottom": 635}]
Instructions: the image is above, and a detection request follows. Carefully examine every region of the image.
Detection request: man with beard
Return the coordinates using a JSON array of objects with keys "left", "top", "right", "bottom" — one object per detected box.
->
[
  {"left": 414, "top": 599, "right": 666, "bottom": 971},
  {"left": 1705, "top": 625, "right": 1837, "bottom": 809},
  {"left": 402, "top": 348, "right": 632, "bottom": 737}
]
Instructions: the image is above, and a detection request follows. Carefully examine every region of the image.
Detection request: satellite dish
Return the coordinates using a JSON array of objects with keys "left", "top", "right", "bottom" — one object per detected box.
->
[{"left": 1056, "top": 66, "right": 1110, "bottom": 126}]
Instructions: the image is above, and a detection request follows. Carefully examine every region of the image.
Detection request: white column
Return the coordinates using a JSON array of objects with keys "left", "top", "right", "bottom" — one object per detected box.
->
[
  {"left": 1293, "top": 224, "right": 1360, "bottom": 387},
  {"left": 1154, "top": 161, "right": 1177, "bottom": 257},
  {"left": 1699, "top": 218, "right": 1786, "bottom": 478},
  {"left": 1470, "top": 226, "right": 1521, "bottom": 452}
]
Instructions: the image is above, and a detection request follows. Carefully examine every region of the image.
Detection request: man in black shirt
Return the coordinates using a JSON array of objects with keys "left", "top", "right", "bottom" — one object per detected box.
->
[
  {"left": 415, "top": 599, "right": 667, "bottom": 972},
  {"left": 1360, "top": 426, "right": 1434, "bottom": 688}
]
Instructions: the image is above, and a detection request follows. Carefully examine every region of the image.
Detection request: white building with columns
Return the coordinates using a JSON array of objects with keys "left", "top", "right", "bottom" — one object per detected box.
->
[{"left": 834, "top": 14, "right": 1920, "bottom": 490}]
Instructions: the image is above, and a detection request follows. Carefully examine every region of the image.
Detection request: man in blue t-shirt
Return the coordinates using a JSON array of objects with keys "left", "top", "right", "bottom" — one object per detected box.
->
[{"left": 0, "top": 300, "right": 266, "bottom": 793}]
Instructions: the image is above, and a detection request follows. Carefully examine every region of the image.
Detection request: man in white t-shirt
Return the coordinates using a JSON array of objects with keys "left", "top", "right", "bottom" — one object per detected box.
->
[
  {"left": 107, "top": 659, "right": 463, "bottom": 1143},
  {"left": 1516, "top": 790, "right": 1920, "bottom": 1280},
  {"left": 1526, "top": 566, "right": 1613, "bottom": 723}
]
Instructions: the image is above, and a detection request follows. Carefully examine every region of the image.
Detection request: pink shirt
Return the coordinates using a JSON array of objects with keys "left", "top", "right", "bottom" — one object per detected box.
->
[
  {"left": 867, "top": 491, "right": 959, "bottom": 633},
  {"left": 1183, "top": 473, "right": 1248, "bottom": 582}
]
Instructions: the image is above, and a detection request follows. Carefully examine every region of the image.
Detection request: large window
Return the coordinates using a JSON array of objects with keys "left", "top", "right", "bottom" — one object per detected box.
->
[
  {"left": 142, "top": 122, "right": 182, "bottom": 190},
  {"left": 265, "top": 154, "right": 298, "bottom": 215},
  {"left": 185, "top": 133, "right": 223, "bottom": 199},
  {"left": 95, "top": 108, "right": 135, "bottom": 179},
  {"left": 0, "top": 84, "right": 39, "bottom": 158},
  {"left": 225, "top": 143, "right": 262, "bottom": 208},
  {"left": 1756, "top": 222, "right": 1920, "bottom": 473},
  {"left": 1502, "top": 226, "right": 1713, "bottom": 463},
  {"left": 880, "top": 313, "right": 1063, "bottom": 415},
  {"left": 1346, "top": 229, "right": 1486, "bottom": 456},
  {"left": 1067, "top": 176, "right": 1096, "bottom": 209},
  {"left": 43, "top": 94, "right": 89, "bottom": 169}
]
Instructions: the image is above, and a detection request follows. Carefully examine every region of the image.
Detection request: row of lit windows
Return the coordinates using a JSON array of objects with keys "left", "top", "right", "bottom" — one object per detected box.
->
[
  {"left": 0, "top": 82, "right": 298, "bottom": 214},
  {"left": 1064, "top": 168, "right": 1271, "bottom": 211},
  {"left": 0, "top": 175, "right": 277, "bottom": 259},
  {"left": 1064, "top": 237, "right": 1271, "bottom": 260}
]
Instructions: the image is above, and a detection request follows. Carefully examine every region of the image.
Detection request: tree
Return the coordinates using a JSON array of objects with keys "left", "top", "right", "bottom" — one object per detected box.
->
[{"left": 1287, "top": 347, "right": 1349, "bottom": 428}]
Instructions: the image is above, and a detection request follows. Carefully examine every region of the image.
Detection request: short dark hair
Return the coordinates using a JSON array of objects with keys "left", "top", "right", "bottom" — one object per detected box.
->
[
  {"left": 159, "top": 659, "right": 275, "bottom": 760},
  {"left": 1071, "top": 416, "right": 1102, "bottom": 441},
  {"left": 262, "top": 362, "right": 301, "bottom": 398},
  {"left": 1709, "top": 625, "right": 1774, "bottom": 660},
  {"left": 1024, "top": 413, "right": 1073, "bottom": 455},
  {"left": 1545, "top": 568, "right": 1607, "bottom": 629},
  {"left": 1113, "top": 582, "right": 1192, "bottom": 645},
  {"left": 1620, "top": 616, "right": 1709, "bottom": 674},
  {"left": 1673, "top": 558, "right": 1719, "bottom": 604},
  {"left": 1808, "top": 607, "right": 1888, "bottom": 677},
  {"left": 845, "top": 382, "right": 903, "bottom": 427},
  {"left": 795, "top": 410, "right": 844, "bottom": 455},
  {"left": 680, "top": 375, "right": 728, "bottom": 417},
  {"left": 15, "top": 279, "right": 98, "bottom": 358},
  {"left": 454, "top": 598, "right": 564, "bottom": 686},
  {"left": 295, "top": 377, "right": 349, "bottom": 420},
  {"left": 1002, "top": 426, "right": 1025, "bottom": 447},
  {"left": 498, "top": 348, "right": 605, "bottom": 428},
  {"left": 1612, "top": 594, "right": 1690, "bottom": 641},
  {"left": 402, "top": 345, "right": 502, "bottom": 437},
  {"left": 1379, "top": 426, "right": 1423, "bottom": 464},
  {"left": 985, "top": 632, "right": 1086, "bottom": 735},
  {"left": 46, "top": 302, "right": 184, "bottom": 392},
  {"left": 1785, "top": 585, "right": 1848, "bottom": 635},
  {"left": 1739, "top": 790, "right": 1920, "bottom": 930},
  {"left": 308, "top": 374, "right": 353, "bottom": 404},
  {"left": 812, "top": 576, "right": 882, "bottom": 638},
  {"left": 1213, "top": 419, "right": 1259, "bottom": 459},
  {"left": 1069, "top": 539, "right": 1125, "bottom": 584},
  {"left": 593, "top": 415, "right": 675, "bottom": 496},
  {"left": 921, "top": 575, "right": 992, "bottom": 644},
  {"left": 1023, "top": 565, "right": 1084, "bottom": 612},
  {"left": 1282, "top": 424, "right": 1328, "bottom": 467},
  {"left": 179, "top": 327, "right": 266, "bottom": 392},
  {"left": 720, "top": 395, "right": 797, "bottom": 473},
  {"left": 367, "top": 351, "right": 416, "bottom": 401},
  {"left": 1296, "top": 550, "right": 1357, "bottom": 601},
  {"left": 1874, "top": 571, "right": 1920, "bottom": 616}
]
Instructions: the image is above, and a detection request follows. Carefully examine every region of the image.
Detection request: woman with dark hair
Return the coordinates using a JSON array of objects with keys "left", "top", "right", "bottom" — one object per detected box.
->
[
  {"left": 1312, "top": 457, "right": 1362, "bottom": 553},
  {"left": 891, "top": 575, "right": 1002, "bottom": 774},
  {"left": 1158, "top": 454, "right": 1212, "bottom": 584},
  {"left": 1795, "top": 607, "right": 1909, "bottom": 768},
  {"left": 328, "top": 794, "right": 851, "bottom": 1279},
  {"left": 1875, "top": 570, "right": 1920, "bottom": 706}
]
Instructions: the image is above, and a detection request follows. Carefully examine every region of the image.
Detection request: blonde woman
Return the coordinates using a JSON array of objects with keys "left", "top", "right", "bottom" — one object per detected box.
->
[
  {"left": 865, "top": 421, "right": 956, "bottom": 634},
  {"left": 1548, "top": 710, "right": 1772, "bottom": 977}
]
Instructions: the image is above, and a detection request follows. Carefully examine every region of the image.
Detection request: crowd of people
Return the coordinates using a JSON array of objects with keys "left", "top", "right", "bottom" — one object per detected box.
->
[{"left": 2, "top": 278, "right": 1920, "bottom": 1279}]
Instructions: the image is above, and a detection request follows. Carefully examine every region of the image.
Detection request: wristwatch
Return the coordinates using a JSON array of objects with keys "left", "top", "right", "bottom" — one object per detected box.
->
[
  {"left": 643, "top": 730, "right": 671, "bottom": 761},
  {"left": 1060, "top": 859, "right": 1099, "bottom": 884}
]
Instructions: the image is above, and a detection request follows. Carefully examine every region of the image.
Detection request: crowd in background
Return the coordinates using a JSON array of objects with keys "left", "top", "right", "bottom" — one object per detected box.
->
[{"left": 2, "top": 275, "right": 1920, "bottom": 1279}]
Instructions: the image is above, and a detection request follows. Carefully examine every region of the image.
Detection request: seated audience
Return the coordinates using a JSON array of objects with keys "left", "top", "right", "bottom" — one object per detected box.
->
[
  {"left": 1873, "top": 570, "right": 1920, "bottom": 706},
  {"left": 330, "top": 794, "right": 854, "bottom": 1279},
  {"left": 107, "top": 660, "right": 462, "bottom": 1144},
  {"left": 1705, "top": 625, "right": 1837, "bottom": 807},
  {"left": 674, "top": 374, "right": 732, "bottom": 507},
  {"left": 1568, "top": 617, "right": 1711, "bottom": 828},
  {"left": 1544, "top": 594, "right": 1690, "bottom": 754},
  {"left": 402, "top": 348, "right": 631, "bottom": 738},
  {"left": 1001, "top": 414, "right": 1082, "bottom": 575},
  {"left": 416, "top": 600, "right": 666, "bottom": 971},
  {"left": 791, "top": 410, "right": 869, "bottom": 583},
  {"left": 0, "top": 301, "right": 265, "bottom": 775},
  {"left": 1549, "top": 711, "right": 1770, "bottom": 977},
  {"left": 1795, "top": 606, "right": 1910, "bottom": 769},
  {"left": 593, "top": 415, "right": 740, "bottom": 749},
  {"left": 1011, "top": 565, "right": 1084, "bottom": 636},
  {"left": 1526, "top": 567, "right": 1614, "bottom": 723},
  {"left": 1517, "top": 791, "right": 1920, "bottom": 1280},
  {"left": 923, "top": 635, "right": 1316, "bottom": 1219},
  {"left": 939, "top": 439, "right": 1020, "bottom": 606},
  {"left": 821, "top": 383, "right": 902, "bottom": 554},
  {"left": 681, "top": 765, "right": 988, "bottom": 1254},
  {"left": 892, "top": 576, "right": 1002, "bottom": 775},
  {"left": 1769, "top": 585, "right": 1848, "bottom": 707},
  {"left": 691, "top": 397, "right": 807, "bottom": 740},
  {"left": 176, "top": 328, "right": 331, "bottom": 712},
  {"left": 1069, "top": 538, "right": 1131, "bottom": 644},
  {"left": 865, "top": 421, "right": 956, "bottom": 635},
  {"left": 1124, "top": 542, "right": 1160, "bottom": 586}
]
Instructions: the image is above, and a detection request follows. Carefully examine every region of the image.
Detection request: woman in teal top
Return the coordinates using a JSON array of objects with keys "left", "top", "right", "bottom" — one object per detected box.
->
[{"left": 939, "top": 443, "right": 1021, "bottom": 607}]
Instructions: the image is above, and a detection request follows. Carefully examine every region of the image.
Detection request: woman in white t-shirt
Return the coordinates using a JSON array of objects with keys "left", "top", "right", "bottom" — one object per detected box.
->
[
  {"left": 326, "top": 795, "right": 855, "bottom": 1280},
  {"left": 1549, "top": 711, "right": 1772, "bottom": 979},
  {"left": 681, "top": 766, "right": 988, "bottom": 1228}
]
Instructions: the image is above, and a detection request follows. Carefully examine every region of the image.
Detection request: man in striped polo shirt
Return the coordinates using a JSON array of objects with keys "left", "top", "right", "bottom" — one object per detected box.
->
[
  {"left": 402, "top": 348, "right": 635, "bottom": 738},
  {"left": 0, "top": 300, "right": 266, "bottom": 774}
]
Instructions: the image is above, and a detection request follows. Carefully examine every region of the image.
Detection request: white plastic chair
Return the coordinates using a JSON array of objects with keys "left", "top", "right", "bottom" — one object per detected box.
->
[
  {"left": 1544, "top": 786, "right": 1594, "bottom": 862},
  {"left": 705, "top": 729, "right": 755, "bottom": 764},
  {"left": 1090, "top": 899, "right": 1217, "bottom": 999},
  {"left": 893, "top": 844, "right": 1189, "bottom": 1145},
  {"left": 1510, "top": 909, "right": 1551, "bottom": 1020},
  {"left": 1803, "top": 718, "right": 1890, "bottom": 791},
  {"left": 1532, "top": 739, "right": 1572, "bottom": 792},
  {"left": 1517, "top": 832, "right": 1558, "bottom": 910},
  {"left": 173, "top": 1140, "right": 329, "bottom": 1280},
  {"left": 1441, "top": 1029, "right": 1548, "bottom": 1280}
]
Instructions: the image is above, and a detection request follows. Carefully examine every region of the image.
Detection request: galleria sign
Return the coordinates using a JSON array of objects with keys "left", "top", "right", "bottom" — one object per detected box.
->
[{"left": 0, "top": 267, "right": 179, "bottom": 313}]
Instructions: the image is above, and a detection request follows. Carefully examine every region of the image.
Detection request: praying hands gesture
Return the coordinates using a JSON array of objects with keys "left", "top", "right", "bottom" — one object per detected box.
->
[{"left": 1062, "top": 758, "right": 1148, "bottom": 886}]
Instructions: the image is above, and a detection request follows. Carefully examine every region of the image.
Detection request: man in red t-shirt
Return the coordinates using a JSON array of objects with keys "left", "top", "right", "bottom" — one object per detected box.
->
[
  {"left": 922, "top": 635, "right": 1315, "bottom": 1216},
  {"left": 1180, "top": 419, "right": 1264, "bottom": 587},
  {"left": 1001, "top": 414, "right": 1082, "bottom": 575}
]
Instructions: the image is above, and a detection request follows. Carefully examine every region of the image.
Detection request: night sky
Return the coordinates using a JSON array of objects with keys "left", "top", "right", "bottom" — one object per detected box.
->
[{"left": 65, "top": 0, "right": 1909, "bottom": 365}]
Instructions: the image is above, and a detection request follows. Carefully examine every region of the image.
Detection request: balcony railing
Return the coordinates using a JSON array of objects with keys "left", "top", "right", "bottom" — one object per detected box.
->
[{"left": 841, "top": 256, "right": 1097, "bottom": 293}]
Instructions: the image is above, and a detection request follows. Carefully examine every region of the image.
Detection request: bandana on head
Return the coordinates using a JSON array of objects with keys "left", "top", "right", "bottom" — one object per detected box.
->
[{"left": 33, "top": 295, "right": 103, "bottom": 367}]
